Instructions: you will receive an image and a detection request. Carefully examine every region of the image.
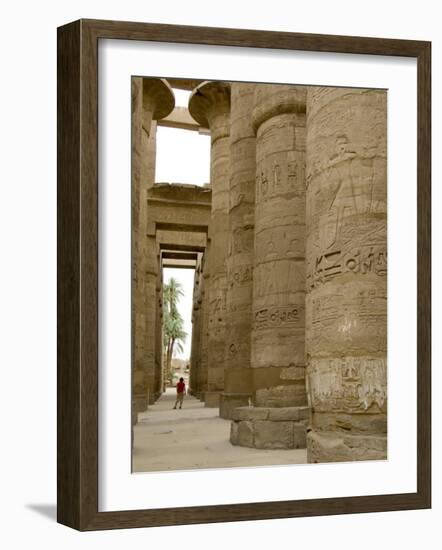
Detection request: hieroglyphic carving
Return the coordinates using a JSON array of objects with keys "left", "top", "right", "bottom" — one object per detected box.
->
[
  {"left": 308, "top": 356, "right": 387, "bottom": 413},
  {"left": 309, "top": 245, "right": 387, "bottom": 288},
  {"left": 308, "top": 209, "right": 387, "bottom": 288},
  {"left": 255, "top": 226, "right": 304, "bottom": 260},
  {"left": 254, "top": 305, "right": 303, "bottom": 330},
  {"left": 250, "top": 86, "right": 307, "bottom": 403},
  {"left": 255, "top": 153, "right": 305, "bottom": 202},
  {"left": 227, "top": 264, "right": 253, "bottom": 288},
  {"left": 308, "top": 285, "right": 387, "bottom": 350}
]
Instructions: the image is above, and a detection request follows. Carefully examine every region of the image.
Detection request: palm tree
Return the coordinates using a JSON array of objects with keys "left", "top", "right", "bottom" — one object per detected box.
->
[{"left": 163, "top": 278, "right": 187, "bottom": 382}]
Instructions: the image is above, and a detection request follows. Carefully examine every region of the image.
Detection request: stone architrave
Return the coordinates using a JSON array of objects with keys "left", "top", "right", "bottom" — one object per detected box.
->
[
  {"left": 189, "top": 82, "right": 231, "bottom": 407},
  {"left": 250, "top": 84, "right": 308, "bottom": 410},
  {"left": 220, "top": 83, "right": 256, "bottom": 419},
  {"left": 305, "top": 87, "right": 387, "bottom": 462},
  {"left": 132, "top": 78, "right": 174, "bottom": 417}
]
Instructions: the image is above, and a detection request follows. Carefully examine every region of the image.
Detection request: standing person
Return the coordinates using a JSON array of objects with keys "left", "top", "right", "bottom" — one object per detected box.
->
[{"left": 173, "top": 377, "right": 186, "bottom": 409}]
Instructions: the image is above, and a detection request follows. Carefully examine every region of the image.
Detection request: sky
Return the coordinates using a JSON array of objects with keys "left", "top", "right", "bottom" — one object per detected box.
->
[
  {"left": 155, "top": 89, "right": 211, "bottom": 186},
  {"left": 158, "top": 88, "right": 209, "bottom": 360}
]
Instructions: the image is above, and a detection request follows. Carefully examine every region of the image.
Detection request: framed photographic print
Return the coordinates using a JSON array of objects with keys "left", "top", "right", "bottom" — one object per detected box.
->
[{"left": 57, "top": 19, "right": 431, "bottom": 530}]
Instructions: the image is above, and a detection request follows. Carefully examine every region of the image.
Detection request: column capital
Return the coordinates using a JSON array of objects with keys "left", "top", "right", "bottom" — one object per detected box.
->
[
  {"left": 142, "top": 78, "right": 175, "bottom": 132},
  {"left": 188, "top": 81, "right": 231, "bottom": 142},
  {"left": 252, "top": 84, "right": 306, "bottom": 133}
]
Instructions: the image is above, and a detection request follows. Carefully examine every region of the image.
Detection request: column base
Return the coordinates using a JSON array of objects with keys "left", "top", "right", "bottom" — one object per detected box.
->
[
  {"left": 219, "top": 393, "right": 252, "bottom": 419},
  {"left": 307, "top": 431, "right": 387, "bottom": 463},
  {"left": 230, "top": 406, "right": 310, "bottom": 449},
  {"left": 203, "top": 391, "right": 221, "bottom": 408},
  {"left": 133, "top": 395, "right": 148, "bottom": 416}
]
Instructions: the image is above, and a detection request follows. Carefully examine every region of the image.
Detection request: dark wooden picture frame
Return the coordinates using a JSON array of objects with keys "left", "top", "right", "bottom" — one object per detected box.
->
[{"left": 57, "top": 18, "right": 431, "bottom": 531}]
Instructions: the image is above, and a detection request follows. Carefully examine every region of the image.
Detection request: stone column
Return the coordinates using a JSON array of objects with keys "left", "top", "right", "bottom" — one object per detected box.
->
[
  {"left": 220, "top": 83, "right": 256, "bottom": 419},
  {"left": 230, "top": 84, "right": 309, "bottom": 449},
  {"left": 154, "top": 248, "right": 164, "bottom": 400},
  {"left": 132, "top": 78, "right": 174, "bottom": 416},
  {"left": 189, "top": 259, "right": 203, "bottom": 396},
  {"left": 189, "top": 82, "right": 231, "bottom": 407},
  {"left": 197, "top": 247, "right": 210, "bottom": 399},
  {"left": 305, "top": 87, "right": 387, "bottom": 462}
]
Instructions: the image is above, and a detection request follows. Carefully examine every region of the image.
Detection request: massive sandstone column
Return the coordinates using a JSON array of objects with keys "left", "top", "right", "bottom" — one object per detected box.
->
[
  {"left": 251, "top": 84, "right": 308, "bottom": 409},
  {"left": 305, "top": 87, "right": 387, "bottom": 462},
  {"left": 154, "top": 249, "right": 164, "bottom": 399},
  {"left": 189, "top": 82, "right": 231, "bottom": 407},
  {"left": 230, "top": 84, "right": 309, "bottom": 449},
  {"left": 220, "top": 83, "right": 256, "bottom": 419},
  {"left": 197, "top": 248, "right": 210, "bottom": 399},
  {"left": 132, "top": 78, "right": 174, "bottom": 415},
  {"left": 189, "top": 258, "right": 203, "bottom": 396}
]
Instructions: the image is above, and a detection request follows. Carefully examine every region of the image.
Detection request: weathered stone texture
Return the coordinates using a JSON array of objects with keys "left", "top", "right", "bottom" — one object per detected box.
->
[
  {"left": 154, "top": 252, "right": 164, "bottom": 399},
  {"left": 199, "top": 252, "right": 210, "bottom": 397},
  {"left": 221, "top": 83, "right": 256, "bottom": 418},
  {"left": 305, "top": 87, "right": 387, "bottom": 462},
  {"left": 132, "top": 78, "right": 175, "bottom": 413},
  {"left": 131, "top": 79, "right": 388, "bottom": 464},
  {"left": 228, "top": 84, "right": 310, "bottom": 449},
  {"left": 230, "top": 406, "right": 309, "bottom": 449},
  {"left": 189, "top": 259, "right": 202, "bottom": 396},
  {"left": 251, "top": 86, "right": 307, "bottom": 381},
  {"left": 189, "top": 82, "right": 231, "bottom": 405}
]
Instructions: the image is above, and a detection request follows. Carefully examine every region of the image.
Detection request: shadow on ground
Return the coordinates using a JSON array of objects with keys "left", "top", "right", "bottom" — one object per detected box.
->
[{"left": 26, "top": 504, "right": 57, "bottom": 521}]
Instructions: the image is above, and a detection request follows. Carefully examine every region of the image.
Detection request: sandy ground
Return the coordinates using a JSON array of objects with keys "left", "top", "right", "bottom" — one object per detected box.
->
[{"left": 133, "top": 388, "right": 307, "bottom": 472}]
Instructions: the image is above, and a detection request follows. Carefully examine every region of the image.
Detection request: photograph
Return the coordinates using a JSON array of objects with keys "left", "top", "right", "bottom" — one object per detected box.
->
[{"left": 131, "top": 77, "right": 388, "bottom": 473}]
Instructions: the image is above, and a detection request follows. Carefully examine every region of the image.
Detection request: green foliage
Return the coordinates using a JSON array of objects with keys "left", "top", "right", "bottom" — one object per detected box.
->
[{"left": 163, "top": 278, "right": 188, "bottom": 377}]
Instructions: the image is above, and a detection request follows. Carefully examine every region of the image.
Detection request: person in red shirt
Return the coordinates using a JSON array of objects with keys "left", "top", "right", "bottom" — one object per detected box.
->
[{"left": 173, "top": 377, "right": 186, "bottom": 409}]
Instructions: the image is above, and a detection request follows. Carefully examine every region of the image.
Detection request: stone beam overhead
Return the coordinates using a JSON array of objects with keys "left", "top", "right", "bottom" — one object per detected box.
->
[
  {"left": 162, "top": 262, "right": 197, "bottom": 270},
  {"left": 147, "top": 183, "right": 212, "bottom": 234},
  {"left": 156, "top": 229, "right": 207, "bottom": 251},
  {"left": 166, "top": 77, "right": 204, "bottom": 91},
  {"left": 161, "top": 254, "right": 198, "bottom": 260},
  {"left": 149, "top": 182, "right": 211, "bottom": 202},
  {"left": 158, "top": 106, "right": 201, "bottom": 132},
  {"left": 142, "top": 78, "right": 175, "bottom": 133},
  {"left": 158, "top": 242, "right": 206, "bottom": 253}
]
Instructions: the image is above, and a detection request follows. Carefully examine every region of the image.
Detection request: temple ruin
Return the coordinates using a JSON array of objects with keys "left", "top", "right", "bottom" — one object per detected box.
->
[{"left": 132, "top": 77, "right": 387, "bottom": 464}]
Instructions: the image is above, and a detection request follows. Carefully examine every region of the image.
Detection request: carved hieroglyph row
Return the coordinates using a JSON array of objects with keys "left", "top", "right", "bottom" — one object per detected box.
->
[{"left": 254, "top": 304, "right": 303, "bottom": 331}]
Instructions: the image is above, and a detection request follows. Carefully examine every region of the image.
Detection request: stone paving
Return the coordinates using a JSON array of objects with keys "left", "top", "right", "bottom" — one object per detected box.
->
[{"left": 132, "top": 388, "right": 306, "bottom": 472}]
